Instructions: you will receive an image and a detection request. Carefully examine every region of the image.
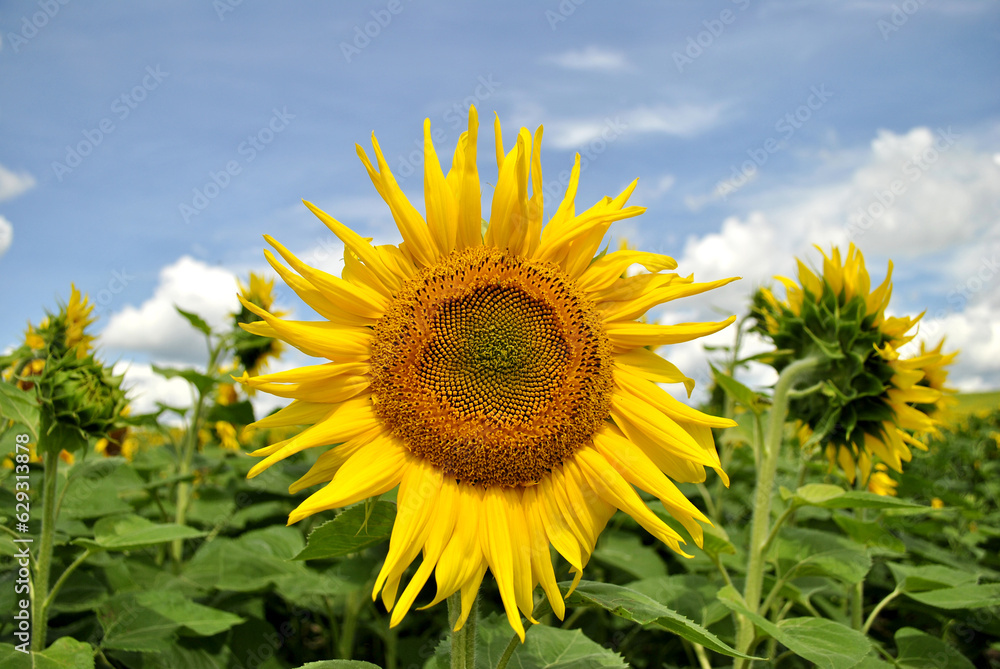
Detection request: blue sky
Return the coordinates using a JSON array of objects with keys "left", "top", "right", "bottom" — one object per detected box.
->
[{"left": 2, "top": 1, "right": 999, "bottom": 410}]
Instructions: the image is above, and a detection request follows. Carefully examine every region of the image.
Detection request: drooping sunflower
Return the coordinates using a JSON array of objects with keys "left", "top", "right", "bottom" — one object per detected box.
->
[
  {"left": 753, "top": 243, "right": 946, "bottom": 485},
  {"left": 238, "top": 107, "right": 738, "bottom": 639},
  {"left": 232, "top": 272, "right": 286, "bottom": 377}
]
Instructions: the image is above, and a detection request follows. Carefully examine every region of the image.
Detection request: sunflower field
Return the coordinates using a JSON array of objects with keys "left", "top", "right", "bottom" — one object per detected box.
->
[{"left": 2, "top": 109, "right": 999, "bottom": 669}]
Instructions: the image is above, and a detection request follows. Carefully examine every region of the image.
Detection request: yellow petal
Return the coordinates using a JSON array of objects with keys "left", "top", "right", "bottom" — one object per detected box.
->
[
  {"left": 445, "top": 106, "right": 482, "bottom": 250},
  {"left": 303, "top": 200, "right": 404, "bottom": 292},
  {"left": 248, "top": 397, "right": 376, "bottom": 477},
  {"left": 480, "top": 487, "right": 527, "bottom": 641},
  {"left": 577, "top": 250, "right": 679, "bottom": 293},
  {"left": 423, "top": 119, "right": 459, "bottom": 256},
  {"left": 375, "top": 459, "right": 443, "bottom": 609},
  {"left": 574, "top": 447, "right": 688, "bottom": 556},
  {"left": 263, "top": 238, "right": 388, "bottom": 317},
  {"left": 356, "top": 136, "right": 438, "bottom": 267},
  {"left": 287, "top": 434, "right": 408, "bottom": 524},
  {"left": 605, "top": 316, "right": 737, "bottom": 351}
]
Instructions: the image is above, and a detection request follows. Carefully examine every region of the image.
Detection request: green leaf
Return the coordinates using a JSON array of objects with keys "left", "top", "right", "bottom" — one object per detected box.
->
[
  {"left": 565, "top": 581, "right": 757, "bottom": 660},
  {"left": 204, "top": 399, "right": 255, "bottom": 426},
  {"left": 904, "top": 583, "right": 1000, "bottom": 610},
  {"left": 75, "top": 515, "right": 205, "bottom": 551},
  {"left": 97, "top": 593, "right": 181, "bottom": 652},
  {"left": 833, "top": 515, "right": 905, "bottom": 553},
  {"left": 135, "top": 590, "right": 244, "bottom": 636},
  {"left": 787, "top": 483, "right": 846, "bottom": 505},
  {"left": 819, "top": 491, "right": 925, "bottom": 510},
  {"left": 293, "top": 501, "right": 396, "bottom": 561},
  {"left": 0, "top": 637, "right": 95, "bottom": 668},
  {"left": 718, "top": 586, "right": 872, "bottom": 669},
  {"left": 712, "top": 366, "right": 766, "bottom": 414},
  {"left": 773, "top": 528, "right": 871, "bottom": 585},
  {"left": 887, "top": 563, "right": 978, "bottom": 593},
  {"left": 0, "top": 382, "right": 40, "bottom": 441},
  {"left": 471, "top": 611, "right": 626, "bottom": 668},
  {"left": 893, "top": 627, "right": 975, "bottom": 669},
  {"left": 592, "top": 530, "right": 668, "bottom": 580},
  {"left": 151, "top": 364, "right": 217, "bottom": 396},
  {"left": 176, "top": 306, "right": 213, "bottom": 337},
  {"left": 185, "top": 526, "right": 306, "bottom": 592},
  {"left": 293, "top": 662, "right": 383, "bottom": 668}
]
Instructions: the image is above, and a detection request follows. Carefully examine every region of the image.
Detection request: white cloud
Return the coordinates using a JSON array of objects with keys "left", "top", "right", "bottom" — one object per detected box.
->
[
  {"left": 0, "top": 215, "right": 12, "bottom": 259},
  {"left": 0, "top": 164, "right": 36, "bottom": 202},
  {"left": 546, "top": 46, "right": 629, "bottom": 72},
  {"left": 114, "top": 361, "right": 195, "bottom": 417},
  {"left": 546, "top": 103, "right": 728, "bottom": 150},
  {"left": 99, "top": 256, "right": 240, "bottom": 364}
]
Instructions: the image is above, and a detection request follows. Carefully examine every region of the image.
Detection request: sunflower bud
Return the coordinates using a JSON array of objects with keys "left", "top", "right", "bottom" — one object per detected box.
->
[{"left": 37, "top": 351, "right": 128, "bottom": 454}]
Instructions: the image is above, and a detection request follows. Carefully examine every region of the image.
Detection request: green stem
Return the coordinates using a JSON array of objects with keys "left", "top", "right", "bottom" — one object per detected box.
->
[
  {"left": 851, "top": 581, "right": 864, "bottom": 630},
  {"left": 862, "top": 588, "right": 900, "bottom": 634},
  {"left": 171, "top": 340, "right": 223, "bottom": 566},
  {"left": 495, "top": 632, "right": 519, "bottom": 669},
  {"left": 735, "top": 357, "right": 821, "bottom": 667},
  {"left": 448, "top": 592, "right": 478, "bottom": 669},
  {"left": 339, "top": 590, "right": 361, "bottom": 659},
  {"left": 33, "top": 448, "right": 61, "bottom": 651},
  {"left": 43, "top": 548, "right": 94, "bottom": 610}
]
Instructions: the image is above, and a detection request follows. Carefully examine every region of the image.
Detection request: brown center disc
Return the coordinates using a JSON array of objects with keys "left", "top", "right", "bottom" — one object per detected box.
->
[{"left": 368, "top": 246, "right": 613, "bottom": 486}]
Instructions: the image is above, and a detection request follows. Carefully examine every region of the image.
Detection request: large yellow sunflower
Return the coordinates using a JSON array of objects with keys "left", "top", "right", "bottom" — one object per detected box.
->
[
  {"left": 239, "top": 107, "right": 738, "bottom": 639},
  {"left": 755, "top": 244, "right": 946, "bottom": 485}
]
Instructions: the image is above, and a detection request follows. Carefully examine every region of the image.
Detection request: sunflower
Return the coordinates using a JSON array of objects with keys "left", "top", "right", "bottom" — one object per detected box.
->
[
  {"left": 232, "top": 272, "right": 286, "bottom": 377},
  {"left": 239, "top": 107, "right": 738, "bottom": 639},
  {"left": 912, "top": 338, "right": 958, "bottom": 420},
  {"left": 753, "top": 243, "right": 943, "bottom": 485}
]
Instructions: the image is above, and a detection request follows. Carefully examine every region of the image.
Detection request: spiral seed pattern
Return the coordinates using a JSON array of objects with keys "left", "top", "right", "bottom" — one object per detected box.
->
[{"left": 369, "top": 246, "right": 612, "bottom": 486}]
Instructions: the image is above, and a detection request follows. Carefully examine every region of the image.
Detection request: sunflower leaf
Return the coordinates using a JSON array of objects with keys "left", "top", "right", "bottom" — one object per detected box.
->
[
  {"left": 74, "top": 514, "right": 205, "bottom": 552},
  {"left": 292, "top": 663, "right": 383, "bottom": 669},
  {"left": 151, "top": 364, "right": 218, "bottom": 396},
  {"left": 0, "top": 381, "right": 40, "bottom": 442},
  {"left": 893, "top": 627, "right": 975, "bottom": 669},
  {"left": 0, "top": 637, "right": 95, "bottom": 669},
  {"left": 176, "top": 306, "right": 213, "bottom": 337},
  {"left": 903, "top": 584, "right": 1000, "bottom": 610},
  {"left": 711, "top": 365, "right": 766, "bottom": 415},
  {"left": 564, "top": 581, "right": 758, "bottom": 660},
  {"left": 292, "top": 501, "right": 396, "bottom": 561},
  {"left": 717, "top": 585, "right": 872, "bottom": 669}
]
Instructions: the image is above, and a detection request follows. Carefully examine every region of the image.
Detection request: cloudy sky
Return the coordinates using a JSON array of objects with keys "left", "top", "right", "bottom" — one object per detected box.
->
[{"left": 1, "top": 1, "right": 998, "bottom": 412}]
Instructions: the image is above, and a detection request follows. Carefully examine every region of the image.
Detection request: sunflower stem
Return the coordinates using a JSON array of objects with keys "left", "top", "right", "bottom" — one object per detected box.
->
[
  {"left": 496, "top": 632, "right": 520, "bottom": 669},
  {"left": 735, "top": 356, "right": 821, "bottom": 666},
  {"left": 171, "top": 337, "right": 224, "bottom": 567},
  {"left": 33, "top": 447, "right": 60, "bottom": 651},
  {"left": 448, "top": 592, "right": 477, "bottom": 669}
]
